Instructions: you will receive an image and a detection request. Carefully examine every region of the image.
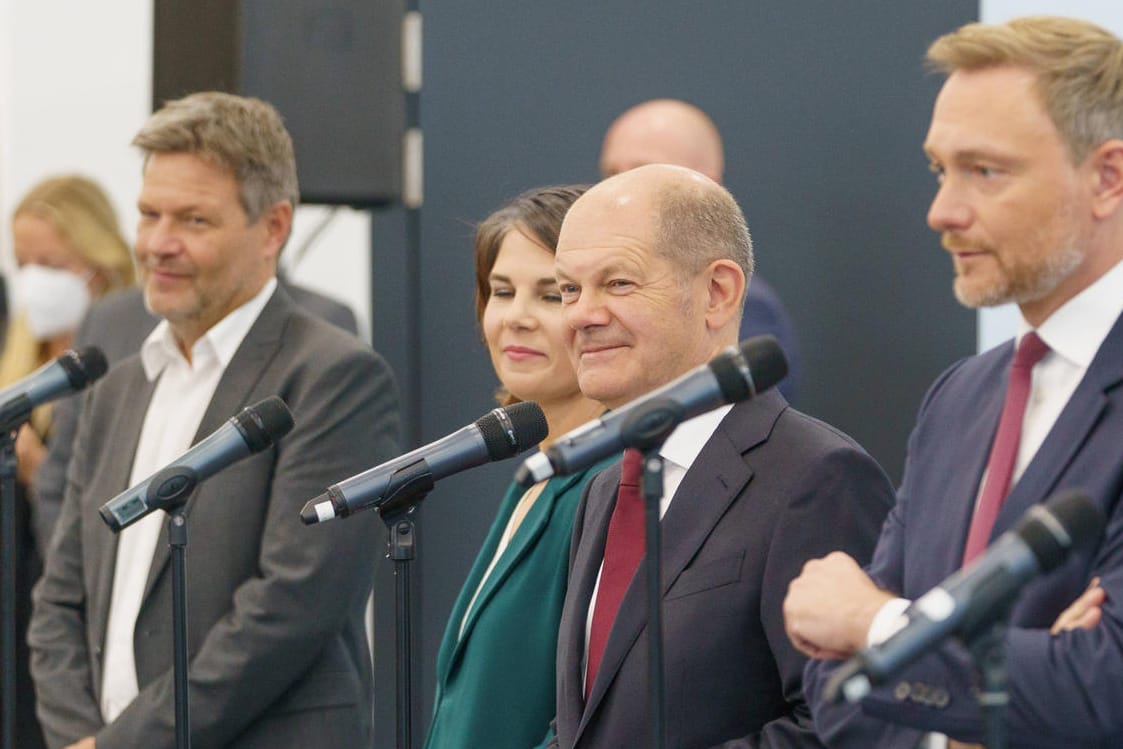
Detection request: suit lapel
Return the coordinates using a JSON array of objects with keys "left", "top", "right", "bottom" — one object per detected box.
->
[
  {"left": 140, "top": 289, "right": 291, "bottom": 601},
  {"left": 563, "top": 465, "right": 618, "bottom": 737},
  {"left": 90, "top": 367, "right": 158, "bottom": 653},
  {"left": 580, "top": 396, "right": 771, "bottom": 725},
  {"left": 451, "top": 472, "right": 583, "bottom": 672},
  {"left": 938, "top": 351, "right": 1011, "bottom": 574},
  {"left": 438, "top": 481, "right": 524, "bottom": 682},
  {"left": 991, "top": 315, "right": 1123, "bottom": 539}
]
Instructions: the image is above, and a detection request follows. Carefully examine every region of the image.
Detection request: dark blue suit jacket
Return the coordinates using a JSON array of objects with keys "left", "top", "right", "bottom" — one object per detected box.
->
[
  {"left": 805, "top": 310, "right": 1123, "bottom": 748},
  {"left": 552, "top": 392, "right": 895, "bottom": 748}
]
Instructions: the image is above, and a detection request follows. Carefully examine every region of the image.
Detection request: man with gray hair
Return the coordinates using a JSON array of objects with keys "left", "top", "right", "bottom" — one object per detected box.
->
[
  {"left": 29, "top": 92, "right": 399, "bottom": 748},
  {"left": 547, "top": 164, "right": 893, "bottom": 747},
  {"left": 599, "top": 99, "right": 802, "bottom": 402}
]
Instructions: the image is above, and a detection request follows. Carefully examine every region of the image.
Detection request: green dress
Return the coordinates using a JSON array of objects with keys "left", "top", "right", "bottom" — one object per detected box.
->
[{"left": 424, "top": 456, "right": 616, "bottom": 749}]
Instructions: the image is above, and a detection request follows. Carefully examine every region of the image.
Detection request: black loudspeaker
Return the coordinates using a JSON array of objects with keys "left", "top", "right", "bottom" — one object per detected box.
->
[{"left": 153, "top": 0, "right": 403, "bottom": 207}]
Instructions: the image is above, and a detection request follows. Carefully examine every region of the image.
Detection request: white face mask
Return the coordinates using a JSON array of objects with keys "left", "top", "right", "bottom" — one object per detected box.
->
[{"left": 13, "top": 264, "right": 92, "bottom": 340}]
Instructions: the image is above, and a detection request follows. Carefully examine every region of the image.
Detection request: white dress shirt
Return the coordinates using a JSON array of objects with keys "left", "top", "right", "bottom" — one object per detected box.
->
[
  {"left": 100, "top": 278, "right": 277, "bottom": 722},
  {"left": 867, "top": 258, "right": 1123, "bottom": 747},
  {"left": 582, "top": 403, "right": 734, "bottom": 690}
]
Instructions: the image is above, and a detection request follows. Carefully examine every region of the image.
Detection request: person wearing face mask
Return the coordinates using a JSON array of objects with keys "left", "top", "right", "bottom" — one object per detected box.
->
[
  {"left": 424, "top": 186, "right": 612, "bottom": 749},
  {"left": 4, "top": 176, "right": 136, "bottom": 477},
  {"left": 1, "top": 174, "right": 135, "bottom": 749}
]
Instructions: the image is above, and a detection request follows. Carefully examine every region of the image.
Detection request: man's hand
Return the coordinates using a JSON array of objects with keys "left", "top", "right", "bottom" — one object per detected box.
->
[
  {"left": 62, "top": 738, "right": 95, "bottom": 749},
  {"left": 783, "top": 551, "right": 895, "bottom": 660},
  {"left": 944, "top": 579, "right": 1105, "bottom": 749},
  {"left": 1051, "top": 577, "right": 1104, "bottom": 634}
]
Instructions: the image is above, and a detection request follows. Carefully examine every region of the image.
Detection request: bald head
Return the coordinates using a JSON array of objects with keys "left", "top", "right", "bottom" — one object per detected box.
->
[
  {"left": 557, "top": 164, "right": 749, "bottom": 406},
  {"left": 571, "top": 164, "right": 752, "bottom": 281},
  {"left": 599, "top": 99, "right": 725, "bottom": 183}
]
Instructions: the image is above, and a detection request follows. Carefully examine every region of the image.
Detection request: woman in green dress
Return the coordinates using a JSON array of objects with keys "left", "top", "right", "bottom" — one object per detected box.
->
[{"left": 424, "top": 186, "right": 611, "bottom": 749}]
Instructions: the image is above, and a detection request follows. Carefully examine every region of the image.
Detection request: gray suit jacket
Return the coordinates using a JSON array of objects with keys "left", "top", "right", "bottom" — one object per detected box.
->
[
  {"left": 551, "top": 391, "right": 895, "bottom": 748},
  {"left": 32, "top": 282, "right": 357, "bottom": 553},
  {"left": 28, "top": 287, "right": 399, "bottom": 748}
]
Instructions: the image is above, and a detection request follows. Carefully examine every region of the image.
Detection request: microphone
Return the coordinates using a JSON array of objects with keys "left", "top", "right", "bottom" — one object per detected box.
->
[
  {"left": 514, "top": 335, "right": 787, "bottom": 486},
  {"left": 0, "top": 347, "right": 108, "bottom": 432},
  {"left": 301, "top": 401, "right": 548, "bottom": 524},
  {"left": 826, "top": 490, "right": 1104, "bottom": 704},
  {"left": 99, "top": 396, "right": 295, "bottom": 532}
]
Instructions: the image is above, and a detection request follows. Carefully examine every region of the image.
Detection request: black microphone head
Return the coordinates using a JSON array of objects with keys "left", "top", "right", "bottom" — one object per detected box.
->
[
  {"left": 709, "top": 347, "right": 753, "bottom": 403},
  {"left": 476, "top": 401, "right": 548, "bottom": 461},
  {"left": 738, "top": 336, "right": 788, "bottom": 396},
  {"left": 1017, "top": 490, "right": 1104, "bottom": 573},
  {"left": 58, "top": 347, "right": 109, "bottom": 390},
  {"left": 234, "top": 396, "right": 295, "bottom": 453}
]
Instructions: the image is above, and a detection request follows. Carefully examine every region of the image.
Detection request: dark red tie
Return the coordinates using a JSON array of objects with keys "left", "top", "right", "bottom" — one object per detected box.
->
[
  {"left": 962, "top": 332, "right": 1050, "bottom": 565},
  {"left": 585, "top": 448, "right": 645, "bottom": 700}
]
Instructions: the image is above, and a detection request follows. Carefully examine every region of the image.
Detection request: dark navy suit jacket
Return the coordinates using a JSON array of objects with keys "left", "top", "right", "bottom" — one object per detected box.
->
[
  {"left": 551, "top": 391, "right": 895, "bottom": 748},
  {"left": 805, "top": 310, "right": 1123, "bottom": 748}
]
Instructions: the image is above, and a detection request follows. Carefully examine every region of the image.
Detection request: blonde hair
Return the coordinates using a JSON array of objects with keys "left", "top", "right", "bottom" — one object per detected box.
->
[
  {"left": 14, "top": 175, "right": 135, "bottom": 288},
  {"left": 133, "top": 91, "right": 299, "bottom": 221},
  {"left": 927, "top": 15, "right": 1123, "bottom": 162},
  {"left": 4, "top": 175, "right": 135, "bottom": 431}
]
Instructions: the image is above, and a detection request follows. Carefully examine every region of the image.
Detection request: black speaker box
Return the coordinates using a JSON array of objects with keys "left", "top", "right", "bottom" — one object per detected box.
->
[{"left": 153, "top": 0, "right": 403, "bottom": 208}]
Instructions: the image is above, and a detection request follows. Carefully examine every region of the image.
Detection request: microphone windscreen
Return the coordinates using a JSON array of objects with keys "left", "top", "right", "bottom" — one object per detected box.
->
[
  {"left": 739, "top": 335, "right": 788, "bottom": 394},
  {"left": 1019, "top": 491, "right": 1104, "bottom": 573},
  {"left": 236, "top": 396, "right": 295, "bottom": 452},
  {"left": 61, "top": 347, "right": 109, "bottom": 390},
  {"left": 477, "top": 401, "right": 548, "bottom": 460},
  {"left": 507, "top": 400, "right": 548, "bottom": 446},
  {"left": 710, "top": 348, "right": 753, "bottom": 403}
]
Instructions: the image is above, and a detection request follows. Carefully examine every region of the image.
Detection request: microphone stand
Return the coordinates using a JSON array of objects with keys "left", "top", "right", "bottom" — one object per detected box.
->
[
  {"left": 120, "top": 465, "right": 199, "bottom": 749},
  {"left": 0, "top": 396, "right": 33, "bottom": 749},
  {"left": 0, "top": 429, "right": 18, "bottom": 749},
  {"left": 638, "top": 447, "right": 667, "bottom": 749},
  {"left": 965, "top": 614, "right": 1012, "bottom": 749},
  {"left": 619, "top": 397, "right": 684, "bottom": 749},
  {"left": 375, "top": 459, "right": 436, "bottom": 749},
  {"left": 168, "top": 503, "right": 194, "bottom": 749}
]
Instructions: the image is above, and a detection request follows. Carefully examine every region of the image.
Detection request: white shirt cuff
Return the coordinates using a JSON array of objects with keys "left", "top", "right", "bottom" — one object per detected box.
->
[{"left": 867, "top": 597, "right": 911, "bottom": 646}]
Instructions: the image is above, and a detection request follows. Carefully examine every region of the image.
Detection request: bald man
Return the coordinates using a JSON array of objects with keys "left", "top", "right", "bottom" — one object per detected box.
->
[
  {"left": 548, "top": 164, "right": 892, "bottom": 748},
  {"left": 599, "top": 99, "right": 802, "bottom": 402}
]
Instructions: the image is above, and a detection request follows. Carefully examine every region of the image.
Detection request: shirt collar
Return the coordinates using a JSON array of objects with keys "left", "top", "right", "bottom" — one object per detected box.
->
[
  {"left": 659, "top": 403, "right": 734, "bottom": 471},
  {"left": 140, "top": 277, "right": 278, "bottom": 381},
  {"left": 1020, "top": 257, "right": 1123, "bottom": 369}
]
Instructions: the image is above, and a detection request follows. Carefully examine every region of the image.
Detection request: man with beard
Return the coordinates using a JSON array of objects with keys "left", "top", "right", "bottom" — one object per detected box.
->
[
  {"left": 784, "top": 15, "right": 1123, "bottom": 749},
  {"left": 28, "top": 92, "right": 399, "bottom": 748}
]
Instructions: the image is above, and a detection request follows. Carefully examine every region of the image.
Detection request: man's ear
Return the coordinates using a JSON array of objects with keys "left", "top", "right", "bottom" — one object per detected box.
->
[
  {"left": 704, "top": 258, "right": 745, "bottom": 331},
  {"left": 1089, "top": 139, "right": 1123, "bottom": 221},
  {"left": 260, "top": 200, "right": 294, "bottom": 261}
]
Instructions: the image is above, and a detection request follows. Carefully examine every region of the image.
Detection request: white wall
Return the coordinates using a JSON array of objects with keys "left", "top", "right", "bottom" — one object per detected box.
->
[
  {"left": 0, "top": 0, "right": 151, "bottom": 267},
  {"left": 975, "top": 0, "right": 1123, "bottom": 351},
  {"left": 0, "top": 0, "right": 372, "bottom": 338}
]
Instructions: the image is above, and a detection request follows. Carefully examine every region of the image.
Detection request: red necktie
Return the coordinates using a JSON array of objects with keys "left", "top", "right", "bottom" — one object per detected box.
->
[
  {"left": 962, "top": 332, "right": 1050, "bottom": 565},
  {"left": 585, "top": 448, "right": 645, "bottom": 700}
]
